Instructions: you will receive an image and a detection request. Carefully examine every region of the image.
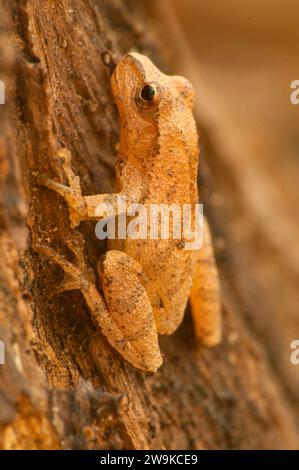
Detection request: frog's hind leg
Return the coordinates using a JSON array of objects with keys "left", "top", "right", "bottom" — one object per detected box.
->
[
  {"left": 190, "top": 217, "right": 222, "bottom": 346},
  {"left": 34, "top": 241, "right": 162, "bottom": 372},
  {"left": 98, "top": 250, "right": 162, "bottom": 372}
]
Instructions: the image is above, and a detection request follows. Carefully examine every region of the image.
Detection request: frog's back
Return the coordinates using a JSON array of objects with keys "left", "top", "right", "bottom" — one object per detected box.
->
[{"left": 110, "top": 52, "right": 200, "bottom": 334}]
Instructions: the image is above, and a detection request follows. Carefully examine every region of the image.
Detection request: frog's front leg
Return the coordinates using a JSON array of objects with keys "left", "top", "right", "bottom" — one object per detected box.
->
[
  {"left": 98, "top": 250, "right": 162, "bottom": 372},
  {"left": 190, "top": 217, "right": 222, "bottom": 346},
  {"left": 38, "top": 149, "right": 139, "bottom": 227},
  {"left": 34, "top": 241, "right": 162, "bottom": 372}
]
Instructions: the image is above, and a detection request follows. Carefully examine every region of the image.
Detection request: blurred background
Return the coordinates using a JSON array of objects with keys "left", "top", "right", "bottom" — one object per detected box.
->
[
  {"left": 173, "top": 0, "right": 299, "bottom": 227},
  {"left": 167, "top": 0, "right": 299, "bottom": 408},
  {"left": 172, "top": 0, "right": 299, "bottom": 221}
]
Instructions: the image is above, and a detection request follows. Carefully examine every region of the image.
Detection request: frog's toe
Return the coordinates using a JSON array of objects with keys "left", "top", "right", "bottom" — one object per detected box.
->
[{"left": 57, "top": 148, "right": 72, "bottom": 165}]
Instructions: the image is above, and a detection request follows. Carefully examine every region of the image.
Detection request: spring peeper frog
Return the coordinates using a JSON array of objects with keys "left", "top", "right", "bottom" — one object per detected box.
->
[{"left": 36, "top": 52, "right": 221, "bottom": 372}]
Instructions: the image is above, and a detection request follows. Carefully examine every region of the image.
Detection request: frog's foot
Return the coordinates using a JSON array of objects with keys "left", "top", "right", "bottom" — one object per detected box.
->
[
  {"left": 34, "top": 240, "right": 94, "bottom": 294},
  {"left": 37, "top": 149, "right": 86, "bottom": 227},
  {"left": 190, "top": 217, "right": 222, "bottom": 346},
  {"left": 98, "top": 250, "right": 163, "bottom": 373},
  {"left": 65, "top": 235, "right": 95, "bottom": 281},
  {"left": 34, "top": 241, "right": 162, "bottom": 372},
  {"left": 51, "top": 237, "right": 96, "bottom": 296}
]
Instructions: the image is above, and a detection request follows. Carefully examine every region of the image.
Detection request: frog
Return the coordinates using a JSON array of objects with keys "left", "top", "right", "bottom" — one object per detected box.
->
[{"left": 36, "top": 52, "right": 221, "bottom": 372}]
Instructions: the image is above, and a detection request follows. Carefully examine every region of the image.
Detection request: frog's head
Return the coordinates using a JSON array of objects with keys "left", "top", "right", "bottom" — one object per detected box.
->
[{"left": 111, "top": 52, "right": 195, "bottom": 138}]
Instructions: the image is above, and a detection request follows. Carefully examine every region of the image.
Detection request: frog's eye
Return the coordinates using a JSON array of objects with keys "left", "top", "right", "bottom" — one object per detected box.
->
[{"left": 136, "top": 83, "right": 161, "bottom": 110}]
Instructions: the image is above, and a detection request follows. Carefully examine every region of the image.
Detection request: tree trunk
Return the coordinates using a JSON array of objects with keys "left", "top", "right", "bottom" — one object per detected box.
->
[{"left": 0, "top": 0, "right": 298, "bottom": 450}]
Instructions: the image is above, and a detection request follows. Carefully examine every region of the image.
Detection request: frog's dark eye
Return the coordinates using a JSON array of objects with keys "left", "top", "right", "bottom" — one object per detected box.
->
[
  {"left": 141, "top": 84, "right": 156, "bottom": 101},
  {"left": 136, "top": 83, "right": 161, "bottom": 110}
]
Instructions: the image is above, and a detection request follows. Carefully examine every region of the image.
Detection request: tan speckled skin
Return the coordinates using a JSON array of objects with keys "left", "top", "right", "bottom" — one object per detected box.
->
[
  {"left": 110, "top": 53, "right": 199, "bottom": 337},
  {"left": 37, "top": 53, "right": 221, "bottom": 372}
]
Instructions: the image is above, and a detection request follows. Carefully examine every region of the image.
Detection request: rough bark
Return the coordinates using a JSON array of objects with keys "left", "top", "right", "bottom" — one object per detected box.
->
[{"left": 0, "top": 0, "right": 298, "bottom": 450}]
